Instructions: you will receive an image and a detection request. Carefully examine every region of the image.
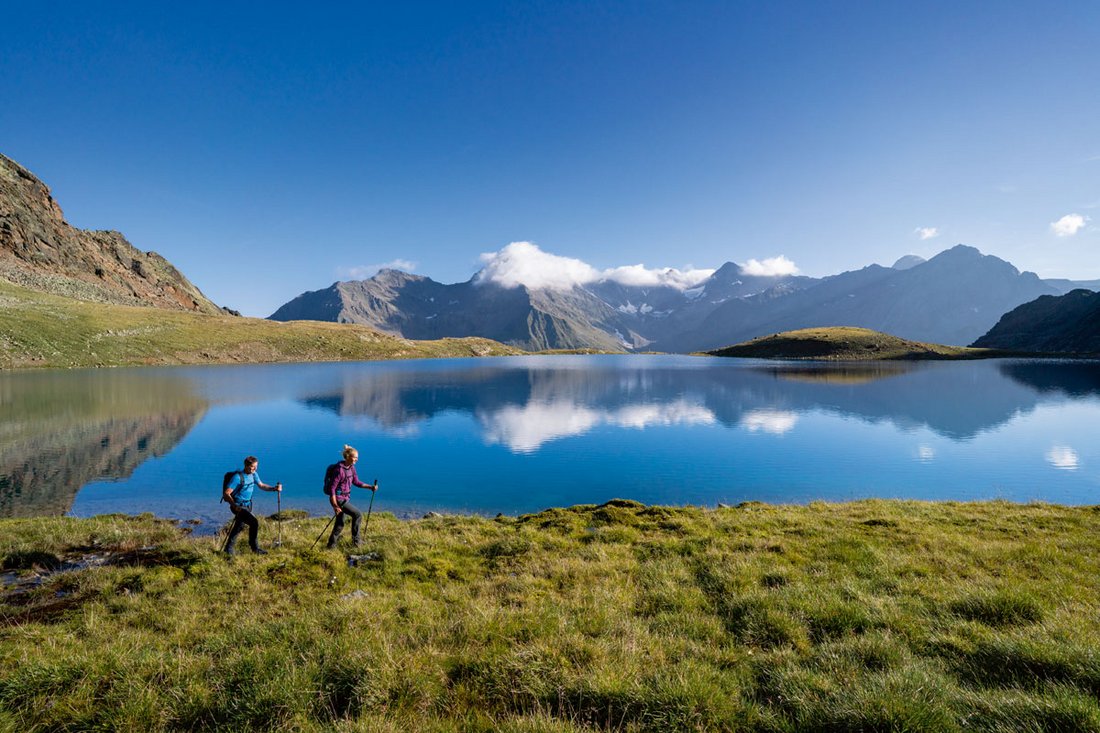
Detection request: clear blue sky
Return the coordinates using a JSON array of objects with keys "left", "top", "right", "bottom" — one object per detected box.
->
[{"left": 3, "top": 1, "right": 1097, "bottom": 316}]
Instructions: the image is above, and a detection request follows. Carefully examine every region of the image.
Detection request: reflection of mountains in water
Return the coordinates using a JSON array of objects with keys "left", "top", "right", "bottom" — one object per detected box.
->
[
  {"left": 297, "top": 358, "right": 1094, "bottom": 450},
  {"left": 0, "top": 371, "right": 206, "bottom": 517},
  {"left": 999, "top": 360, "right": 1100, "bottom": 397}
]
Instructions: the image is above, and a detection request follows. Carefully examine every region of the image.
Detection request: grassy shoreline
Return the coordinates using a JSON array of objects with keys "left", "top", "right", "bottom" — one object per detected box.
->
[
  {"left": 0, "top": 279, "right": 522, "bottom": 369},
  {"left": 3, "top": 499, "right": 1100, "bottom": 731}
]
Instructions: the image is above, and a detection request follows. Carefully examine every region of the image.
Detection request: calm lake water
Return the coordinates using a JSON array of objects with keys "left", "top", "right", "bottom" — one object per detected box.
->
[{"left": 2, "top": 355, "right": 1098, "bottom": 532}]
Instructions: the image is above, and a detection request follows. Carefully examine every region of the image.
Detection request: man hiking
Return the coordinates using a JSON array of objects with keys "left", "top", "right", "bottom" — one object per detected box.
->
[
  {"left": 223, "top": 455, "right": 282, "bottom": 555},
  {"left": 324, "top": 444, "right": 376, "bottom": 549}
]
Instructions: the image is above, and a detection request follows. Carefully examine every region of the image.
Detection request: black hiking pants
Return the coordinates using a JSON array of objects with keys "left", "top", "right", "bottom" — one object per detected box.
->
[
  {"left": 327, "top": 500, "right": 362, "bottom": 548},
  {"left": 225, "top": 504, "right": 261, "bottom": 553}
]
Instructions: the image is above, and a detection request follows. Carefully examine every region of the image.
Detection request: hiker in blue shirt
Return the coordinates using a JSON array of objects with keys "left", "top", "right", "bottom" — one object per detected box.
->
[{"left": 222, "top": 455, "right": 282, "bottom": 555}]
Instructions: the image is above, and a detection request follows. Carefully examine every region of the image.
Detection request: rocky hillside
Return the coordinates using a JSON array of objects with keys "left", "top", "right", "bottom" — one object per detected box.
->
[
  {"left": 972, "top": 289, "right": 1100, "bottom": 353},
  {"left": 270, "top": 270, "right": 635, "bottom": 352},
  {"left": 0, "top": 153, "right": 225, "bottom": 314}
]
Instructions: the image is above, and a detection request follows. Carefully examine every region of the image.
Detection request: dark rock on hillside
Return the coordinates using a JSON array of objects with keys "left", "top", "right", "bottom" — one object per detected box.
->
[
  {"left": 0, "top": 153, "right": 225, "bottom": 314},
  {"left": 972, "top": 289, "right": 1100, "bottom": 353}
]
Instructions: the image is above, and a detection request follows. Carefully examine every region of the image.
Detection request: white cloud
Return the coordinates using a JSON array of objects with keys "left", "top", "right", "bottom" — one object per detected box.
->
[
  {"left": 915, "top": 227, "right": 939, "bottom": 240},
  {"left": 1046, "top": 446, "right": 1079, "bottom": 470},
  {"left": 739, "top": 255, "right": 800, "bottom": 278},
  {"left": 476, "top": 241, "right": 715, "bottom": 291},
  {"left": 340, "top": 259, "right": 418, "bottom": 280},
  {"left": 477, "top": 242, "right": 599, "bottom": 290},
  {"left": 601, "top": 264, "right": 715, "bottom": 289},
  {"left": 740, "top": 409, "right": 798, "bottom": 435},
  {"left": 1050, "top": 214, "right": 1089, "bottom": 237}
]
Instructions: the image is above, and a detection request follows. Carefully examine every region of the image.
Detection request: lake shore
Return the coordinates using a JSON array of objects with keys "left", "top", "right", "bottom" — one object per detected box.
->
[
  {"left": 4, "top": 499, "right": 1100, "bottom": 731},
  {"left": 0, "top": 279, "right": 522, "bottom": 370}
]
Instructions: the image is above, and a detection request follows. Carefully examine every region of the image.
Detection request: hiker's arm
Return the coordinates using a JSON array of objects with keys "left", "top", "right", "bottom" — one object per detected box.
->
[{"left": 330, "top": 493, "right": 342, "bottom": 514}]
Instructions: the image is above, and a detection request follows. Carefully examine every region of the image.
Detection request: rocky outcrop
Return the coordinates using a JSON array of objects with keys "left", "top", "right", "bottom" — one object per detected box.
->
[
  {"left": 972, "top": 289, "right": 1100, "bottom": 353},
  {"left": 0, "top": 153, "right": 225, "bottom": 314}
]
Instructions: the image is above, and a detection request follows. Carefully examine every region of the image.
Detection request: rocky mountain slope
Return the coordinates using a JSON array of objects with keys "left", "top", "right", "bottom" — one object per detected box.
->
[
  {"left": 271, "top": 245, "right": 1059, "bottom": 352},
  {"left": 270, "top": 270, "right": 639, "bottom": 352},
  {"left": 972, "top": 289, "right": 1100, "bottom": 353},
  {"left": 0, "top": 153, "right": 225, "bottom": 314}
]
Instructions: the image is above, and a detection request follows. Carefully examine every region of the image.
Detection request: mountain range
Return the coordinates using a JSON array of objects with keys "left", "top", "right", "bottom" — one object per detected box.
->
[
  {"left": 271, "top": 246, "right": 1096, "bottom": 352},
  {"left": 3, "top": 151, "right": 1096, "bottom": 356}
]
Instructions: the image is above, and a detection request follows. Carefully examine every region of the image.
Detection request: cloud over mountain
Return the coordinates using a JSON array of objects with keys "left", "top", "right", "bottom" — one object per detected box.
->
[
  {"left": 476, "top": 241, "right": 714, "bottom": 291},
  {"left": 740, "top": 255, "right": 800, "bottom": 277}
]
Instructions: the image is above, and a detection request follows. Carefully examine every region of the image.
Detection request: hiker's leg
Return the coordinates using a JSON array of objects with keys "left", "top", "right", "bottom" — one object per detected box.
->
[
  {"left": 225, "top": 509, "right": 247, "bottom": 553},
  {"left": 327, "top": 510, "right": 346, "bottom": 548},
  {"left": 240, "top": 509, "right": 260, "bottom": 550},
  {"left": 341, "top": 502, "right": 363, "bottom": 545}
]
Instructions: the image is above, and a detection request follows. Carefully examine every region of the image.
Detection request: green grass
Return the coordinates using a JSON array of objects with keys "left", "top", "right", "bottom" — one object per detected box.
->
[
  {"left": 0, "top": 279, "right": 522, "bottom": 369},
  {"left": 706, "top": 327, "right": 1004, "bottom": 360},
  {"left": 3, "top": 500, "right": 1100, "bottom": 731}
]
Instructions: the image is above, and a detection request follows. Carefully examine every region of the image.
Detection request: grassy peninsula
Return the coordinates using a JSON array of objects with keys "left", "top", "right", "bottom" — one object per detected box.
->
[
  {"left": 0, "top": 280, "right": 521, "bottom": 369},
  {"left": 707, "top": 327, "right": 1000, "bottom": 361},
  {"left": 3, "top": 500, "right": 1100, "bottom": 731}
]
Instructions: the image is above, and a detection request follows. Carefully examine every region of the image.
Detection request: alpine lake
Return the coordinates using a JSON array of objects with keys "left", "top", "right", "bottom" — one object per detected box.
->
[{"left": 3, "top": 354, "right": 1098, "bottom": 531}]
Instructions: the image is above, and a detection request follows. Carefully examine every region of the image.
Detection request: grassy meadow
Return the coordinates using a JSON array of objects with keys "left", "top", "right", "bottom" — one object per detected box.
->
[
  {"left": 0, "top": 279, "right": 521, "bottom": 369},
  {"left": 3, "top": 500, "right": 1100, "bottom": 731}
]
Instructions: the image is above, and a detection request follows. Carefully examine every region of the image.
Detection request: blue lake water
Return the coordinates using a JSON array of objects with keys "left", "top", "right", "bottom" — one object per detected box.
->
[{"left": 2, "top": 355, "right": 1098, "bottom": 532}]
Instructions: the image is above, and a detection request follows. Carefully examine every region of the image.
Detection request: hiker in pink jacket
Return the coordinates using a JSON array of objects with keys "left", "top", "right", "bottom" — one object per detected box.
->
[{"left": 323, "top": 444, "right": 376, "bottom": 549}]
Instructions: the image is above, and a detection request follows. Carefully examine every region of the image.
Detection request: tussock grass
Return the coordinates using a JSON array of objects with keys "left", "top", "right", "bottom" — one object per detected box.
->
[{"left": 2, "top": 500, "right": 1100, "bottom": 731}]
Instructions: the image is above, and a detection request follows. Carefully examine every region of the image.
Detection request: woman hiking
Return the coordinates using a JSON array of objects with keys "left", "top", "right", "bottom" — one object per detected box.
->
[
  {"left": 324, "top": 444, "right": 377, "bottom": 549},
  {"left": 223, "top": 455, "right": 282, "bottom": 555}
]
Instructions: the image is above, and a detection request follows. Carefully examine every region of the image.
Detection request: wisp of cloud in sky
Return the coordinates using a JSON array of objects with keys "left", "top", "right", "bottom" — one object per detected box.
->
[
  {"left": 476, "top": 241, "right": 716, "bottom": 290},
  {"left": 916, "top": 227, "right": 940, "bottom": 240},
  {"left": 739, "top": 256, "right": 800, "bottom": 278},
  {"left": 340, "top": 259, "right": 418, "bottom": 280},
  {"left": 1050, "top": 214, "right": 1088, "bottom": 237}
]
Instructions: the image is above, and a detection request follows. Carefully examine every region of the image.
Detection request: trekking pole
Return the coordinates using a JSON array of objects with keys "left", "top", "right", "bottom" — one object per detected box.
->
[
  {"left": 274, "top": 490, "right": 283, "bottom": 548},
  {"left": 310, "top": 512, "right": 334, "bottom": 548},
  {"left": 363, "top": 480, "right": 378, "bottom": 533}
]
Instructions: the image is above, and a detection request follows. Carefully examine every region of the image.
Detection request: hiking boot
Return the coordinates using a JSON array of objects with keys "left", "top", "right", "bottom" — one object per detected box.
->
[{"left": 251, "top": 547, "right": 268, "bottom": 555}]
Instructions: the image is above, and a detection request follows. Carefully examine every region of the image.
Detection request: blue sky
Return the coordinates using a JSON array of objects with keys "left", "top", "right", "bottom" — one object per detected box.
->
[{"left": 3, "top": 1, "right": 1098, "bottom": 316}]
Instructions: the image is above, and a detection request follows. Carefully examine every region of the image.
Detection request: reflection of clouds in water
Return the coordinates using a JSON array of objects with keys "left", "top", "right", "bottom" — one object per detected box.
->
[
  {"left": 740, "top": 409, "right": 799, "bottom": 435},
  {"left": 1046, "top": 446, "right": 1079, "bottom": 470},
  {"left": 480, "top": 400, "right": 715, "bottom": 453},
  {"left": 917, "top": 445, "right": 935, "bottom": 462}
]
